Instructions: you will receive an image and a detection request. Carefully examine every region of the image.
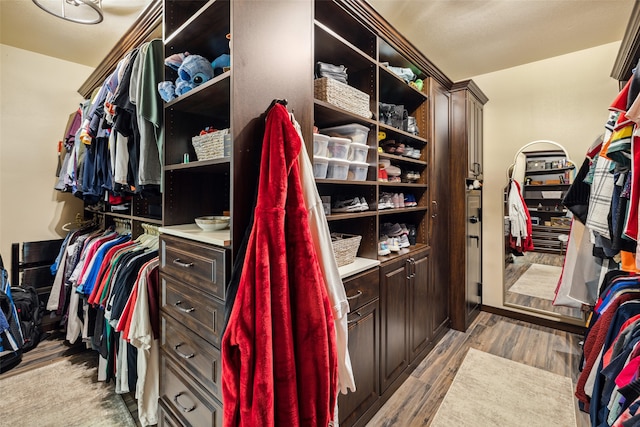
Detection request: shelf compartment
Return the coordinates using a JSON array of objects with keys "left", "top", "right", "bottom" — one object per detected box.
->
[
  {"left": 326, "top": 211, "right": 378, "bottom": 222},
  {"left": 314, "top": 21, "right": 377, "bottom": 67},
  {"left": 165, "top": 71, "right": 231, "bottom": 116},
  {"left": 379, "top": 65, "right": 427, "bottom": 112},
  {"left": 378, "top": 206, "right": 428, "bottom": 216},
  {"left": 314, "top": 100, "right": 377, "bottom": 128},
  {"left": 314, "top": 1, "right": 377, "bottom": 59},
  {"left": 378, "top": 153, "right": 427, "bottom": 167},
  {"left": 164, "top": 0, "right": 212, "bottom": 39},
  {"left": 378, "top": 38, "right": 426, "bottom": 81},
  {"left": 165, "top": 0, "right": 230, "bottom": 61},
  {"left": 378, "top": 123, "right": 427, "bottom": 145}
]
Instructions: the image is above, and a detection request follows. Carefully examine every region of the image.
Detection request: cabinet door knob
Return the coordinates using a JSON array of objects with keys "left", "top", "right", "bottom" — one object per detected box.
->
[
  {"left": 173, "top": 392, "right": 196, "bottom": 413},
  {"left": 174, "top": 343, "right": 195, "bottom": 359},
  {"left": 173, "top": 258, "right": 194, "bottom": 268},
  {"left": 346, "top": 290, "right": 363, "bottom": 300},
  {"left": 174, "top": 300, "right": 195, "bottom": 313},
  {"left": 347, "top": 311, "right": 363, "bottom": 324}
]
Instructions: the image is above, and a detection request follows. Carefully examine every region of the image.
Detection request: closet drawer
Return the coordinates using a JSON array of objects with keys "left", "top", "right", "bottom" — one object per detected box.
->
[
  {"left": 160, "top": 235, "right": 228, "bottom": 300},
  {"left": 160, "top": 353, "right": 223, "bottom": 427},
  {"left": 158, "top": 399, "right": 182, "bottom": 427},
  {"left": 161, "top": 274, "right": 224, "bottom": 347},
  {"left": 162, "top": 313, "right": 222, "bottom": 399},
  {"left": 343, "top": 267, "right": 379, "bottom": 311}
]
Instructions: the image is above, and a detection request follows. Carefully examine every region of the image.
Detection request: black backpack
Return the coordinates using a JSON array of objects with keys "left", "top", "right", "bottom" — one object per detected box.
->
[{"left": 11, "top": 286, "right": 42, "bottom": 352}]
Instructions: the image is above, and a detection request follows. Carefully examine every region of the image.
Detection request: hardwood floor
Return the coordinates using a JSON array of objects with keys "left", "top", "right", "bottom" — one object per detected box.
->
[
  {"left": 504, "top": 251, "right": 584, "bottom": 319},
  {"left": 366, "top": 311, "right": 589, "bottom": 426},
  {"left": 5, "top": 312, "right": 589, "bottom": 427}
]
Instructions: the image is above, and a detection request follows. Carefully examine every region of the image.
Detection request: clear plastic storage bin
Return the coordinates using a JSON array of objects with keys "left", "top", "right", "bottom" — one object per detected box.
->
[
  {"left": 320, "top": 123, "right": 370, "bottom": 145},
  {"left": 348, "top": 161, "right": 369, "bottom": 181},
  {"left": 326, "top": 158, "right": 350, "bottom": 180},
  {"left": 313, "top": 133, "right": 330, "bottom": 158},
  {"left": 313, "top": 156, "right": 329, "bottom": 179},
  {"left": 348, "top": 142, "right": 369, "bottom": 163},
  {"left": 327, "top": 137, "right": 350, "bottom": 160}
]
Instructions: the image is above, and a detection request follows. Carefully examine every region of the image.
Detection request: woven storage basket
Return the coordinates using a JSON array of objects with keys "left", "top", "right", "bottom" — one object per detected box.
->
[
  {"left": 191, "top": 128, "right": 229, "bottom": 161},
  {"left": 331, "top": 233, "right": 362, "bottom": 267},
  {"left": 314, "top": 77, "right": 371, "bottom": 119}
]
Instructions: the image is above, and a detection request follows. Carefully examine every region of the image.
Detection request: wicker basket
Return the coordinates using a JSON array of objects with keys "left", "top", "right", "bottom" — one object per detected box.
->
[
  {"left": 331, "top": 233, "right": 362, "bottom": 267},
  {"left": 191, "top": 128, "right": 229, "bottom": 161},
  {"left": 314, "top": 77, "right": 371, "bottom": 119}
]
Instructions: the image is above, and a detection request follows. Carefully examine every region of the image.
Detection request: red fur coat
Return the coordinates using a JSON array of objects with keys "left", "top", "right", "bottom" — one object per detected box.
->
[{"left": 222, "top": 104, "right": 338, "bottom": 426}]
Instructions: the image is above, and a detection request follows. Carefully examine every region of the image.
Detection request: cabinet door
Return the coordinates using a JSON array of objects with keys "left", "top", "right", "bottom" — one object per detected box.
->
[
  {"left": 467, "top": 96, "right": 477, "bottom": 177},
  {"left": 428, "top": 250, "right": 449, "bottom": 340},
  {"left": 409, "top": 252, "right": 430, "bottom": 362},
  {"left": 379, "top": 258, "right": 409, "bottom": 393},
  {"left": 338, "top": 299, "right": 380, "bottom": 427}
]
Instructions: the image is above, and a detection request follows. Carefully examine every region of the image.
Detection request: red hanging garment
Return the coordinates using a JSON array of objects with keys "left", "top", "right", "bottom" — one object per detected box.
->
[{"left": 222, "top": 103, "right": 337, "bottom": 426}]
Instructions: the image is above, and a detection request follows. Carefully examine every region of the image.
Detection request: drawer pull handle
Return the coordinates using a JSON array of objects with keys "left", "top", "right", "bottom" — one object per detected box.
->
[
  {"left": 347, "top": 311, "right": 363, "bottom": 324},
  {"left": 174, "top": 343, "right": 195, "bottom": 359},
  {"left": 173, "top": 392, "right": 196, "bottom": 413},
  {"left": 346, "top": 290, "right": 362, "bottom": 300},
  {"left": 173, "top": 259, "right": 194, "bottom": 268},
  {"left": 174, "top": 300, "right": 195, "bottom": 313}
]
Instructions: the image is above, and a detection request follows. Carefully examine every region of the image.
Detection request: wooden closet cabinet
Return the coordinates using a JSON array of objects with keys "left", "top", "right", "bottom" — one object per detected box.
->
[
  {"left": 338, "top": 268, "right": 380, "bottom": 427},
  {"left": 379, "top": 248, "right": 432, "bottom": 396},
  {"left": 450, "top": 80, "right": 488, "bottom": 332}
]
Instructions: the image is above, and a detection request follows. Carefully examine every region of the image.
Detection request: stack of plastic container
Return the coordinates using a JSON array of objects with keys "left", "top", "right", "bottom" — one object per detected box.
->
[{"left": 312, "top": 123, "right": 371, "bottom": 181}]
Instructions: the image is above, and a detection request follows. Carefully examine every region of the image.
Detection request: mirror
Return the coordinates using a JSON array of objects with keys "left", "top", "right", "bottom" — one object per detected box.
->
[{"left": 503, "top": 141, "right": 584, "bottom": 322}]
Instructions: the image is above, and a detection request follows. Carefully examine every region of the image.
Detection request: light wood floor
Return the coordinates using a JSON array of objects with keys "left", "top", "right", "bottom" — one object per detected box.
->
[
  {"left": 4, "top": 312, "right": 589, "bottom": 427},
  {"left": 366, "top": 311, "right": 590, "bottom": 426}
]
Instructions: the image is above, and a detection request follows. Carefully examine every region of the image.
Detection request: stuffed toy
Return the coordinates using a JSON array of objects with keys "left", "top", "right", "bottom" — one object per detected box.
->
[
  {"left": 211, "top": 53, "right": 230, "bottom": 76},
  {"left": 157, "top": 53, "right": 215, "bottom": 102}
]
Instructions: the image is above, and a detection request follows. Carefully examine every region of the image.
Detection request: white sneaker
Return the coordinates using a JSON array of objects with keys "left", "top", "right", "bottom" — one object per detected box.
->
[
  {"left": 398, "top": 234, "right": 410, "bottom": 248},
  {"left": 332, "top": 198, "right": 362, "bottom": 213},
  {"left": 359, "top": 197, "right": 369, "bottom": 211},
  {"left": 378, "top": 239, "right": 390, "bottom": 256},
  {"left": 387, "top": 236, "right": 401, "bottom": 252}
]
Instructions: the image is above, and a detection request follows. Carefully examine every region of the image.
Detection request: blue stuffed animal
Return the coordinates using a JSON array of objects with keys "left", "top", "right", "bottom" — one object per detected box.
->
[{"left": 158, "top": 53, "right": 215, "bottom": 102}]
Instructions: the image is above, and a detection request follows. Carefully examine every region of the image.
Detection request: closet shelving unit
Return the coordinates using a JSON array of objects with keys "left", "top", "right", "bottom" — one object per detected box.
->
[
  {"left": 312, "top": 2, "right": 450, "bottom": 426},
  {"left": 522, "top": 150, "right": 573, "bottom": 254}
]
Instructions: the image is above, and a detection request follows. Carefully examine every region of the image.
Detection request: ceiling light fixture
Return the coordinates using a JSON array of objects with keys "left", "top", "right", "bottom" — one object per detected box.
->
[{"left": 32, "top": 0, "right": 103, "bottom": 25}]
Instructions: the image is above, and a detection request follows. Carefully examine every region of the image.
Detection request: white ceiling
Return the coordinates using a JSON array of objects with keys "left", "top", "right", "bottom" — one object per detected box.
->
[{"left": 0, "top": 0, "right": 637, "bottom": 82}]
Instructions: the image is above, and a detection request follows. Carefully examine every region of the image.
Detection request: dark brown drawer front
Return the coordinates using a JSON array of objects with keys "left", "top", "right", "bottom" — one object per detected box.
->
[
  {"left": 343, "top": 267, "right": 379, "bottom": 311},
  {"left": 158, "top": 400, "right": 182, "bottom": 427},
  {"left": 160, "top": 353, "right": 223, "bottom": 427},
  {"left": 160, "top": 235, "right": 227, "bottom": 300},
  {"left": 161, "top": 274, "right": 224, "bottom": 347},
  {"left": 162, "top": 313, "right": 222, "bottom": 399}
]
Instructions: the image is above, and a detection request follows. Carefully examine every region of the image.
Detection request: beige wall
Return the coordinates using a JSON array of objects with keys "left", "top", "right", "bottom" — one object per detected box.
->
[
  {"left": 0, "top": 44, "right": 91, "bottom": 275},
  {"left": 472, "top": 41, "right": 622, "bottom": 321}
]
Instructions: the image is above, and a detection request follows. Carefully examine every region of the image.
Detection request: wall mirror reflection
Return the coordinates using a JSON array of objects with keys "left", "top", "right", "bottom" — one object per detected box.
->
[{"left": 503, "top": 140, "right": 584, "bottom": 322}]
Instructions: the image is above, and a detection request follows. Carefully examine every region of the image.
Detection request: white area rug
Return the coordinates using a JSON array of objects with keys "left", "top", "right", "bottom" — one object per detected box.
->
[
  {"left": 431, "top": 348, "right": 576, "bottom": 427},
  {"left": 0, "top": 359, "right": 136, "bottom": 427},
  {"left": 509, "top": 263, "right": 562, "bottom": 301}
]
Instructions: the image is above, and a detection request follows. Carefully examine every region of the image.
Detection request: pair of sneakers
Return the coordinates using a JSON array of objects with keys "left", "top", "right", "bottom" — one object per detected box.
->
[
  {"left": 378, "top": 234, "right": 410, "bottom": 255},
  {"left": 332, "top": 197, "right": 369, "bottom": 213}
]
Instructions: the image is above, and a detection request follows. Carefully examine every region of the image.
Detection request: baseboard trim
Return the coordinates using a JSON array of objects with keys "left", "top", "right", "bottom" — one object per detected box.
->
[{"left": 481, "top": 305, "right": 587, "bottom": 335}]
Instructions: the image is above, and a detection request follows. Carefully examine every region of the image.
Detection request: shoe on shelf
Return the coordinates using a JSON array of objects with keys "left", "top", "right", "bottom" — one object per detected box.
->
[
  {"left": 378, "top": 238, "right": 391, "bottom": 256},
  {"left": 398, "top": 234, "right": 411, "bottom": 248},
  {"left": 398, "top": 192, "right": 405, "bottom": 208},
  {"left": 404, "top": 146, "right": 414, "bottom": 158},
  {"left": 359, "top": 197, "right": 369, "bottom": 211},
  {"left": 407, "top": 224, "right": 417, "bottom": 245},
  {"left": 386, "top": 164, "right": 402, "bottom": 177},
  {"left": 382, "top": 222, "right": 403, "bottom": 237},
  {"left": 332, "top": 197, "right": 363, "bottom": 213},
  {"left": 387, "top": 236, "right": 401, "bottom": 252},
  {"left": 404, "top": 193, "right": 417, "bottom": 207},
  {"left": 378, "top": 167, "right": 388, "bottom": 182},
  {"left": 392, "top": 193, "right": 400, "bottom": 208},
  {"left": 378, "top": 193, "right": 393, "bottom": 210},
  {"left": 398, "top": 223, "right": 409, "bottom": 235}
]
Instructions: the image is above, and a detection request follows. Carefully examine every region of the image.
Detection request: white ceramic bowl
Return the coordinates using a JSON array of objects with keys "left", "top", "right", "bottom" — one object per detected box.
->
[{"left": 195, "top": 216, "right": 230, "bottom": 231}]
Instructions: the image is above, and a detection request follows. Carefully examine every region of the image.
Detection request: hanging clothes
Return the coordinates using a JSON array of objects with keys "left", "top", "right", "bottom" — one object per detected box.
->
[
  {"left": 508, "top": 179, "right": 534, "bottom": 253},
  {"left": 222, "top": 103, "right": 337, "bottom": 426}
]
